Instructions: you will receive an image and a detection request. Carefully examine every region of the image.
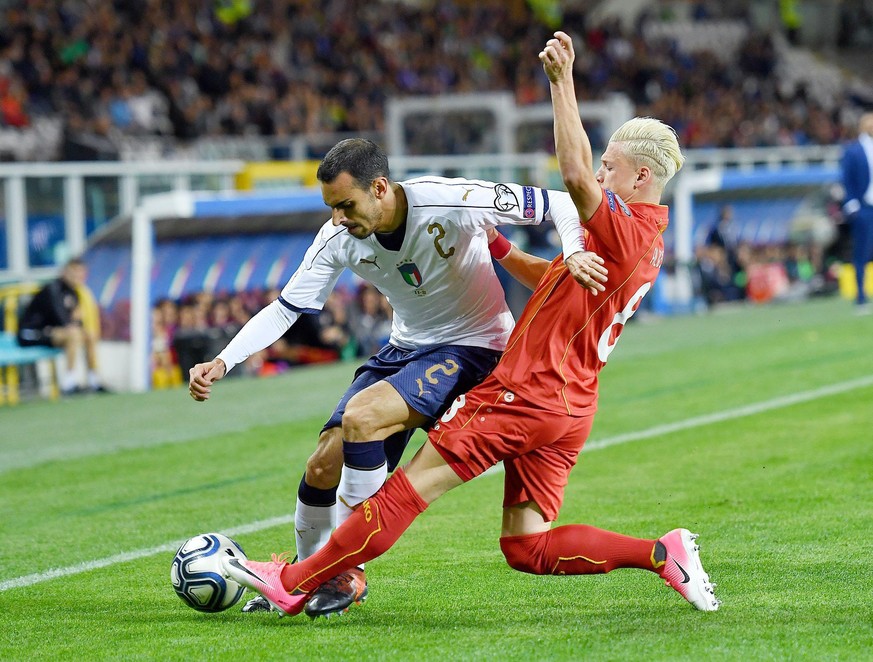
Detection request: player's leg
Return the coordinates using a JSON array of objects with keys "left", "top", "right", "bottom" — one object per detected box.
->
[
  {"left": 224, "top": 439, "right": 465, "bottom": 617},
  {"left": 305, "top": 345, "right": 500, "bottom": 617},
  {"left": 242, "top": 361, "right": 388, "bottom": 613},
  {"left": 336, "top": 343, "right": 499, "bottom": 528},
  {"left": 296, "top": 426, "right": 343, "bottom": 558},
  {"left": 227, "top": 376, "right": 504, "bottom": 617},
  {"left": 242, "top": 425, "right": 348, "bottom": 613},
  {"left": 499, "top": 500, "right": 664, "bottom": 575},
  {"left": 300, "top": 440, "right": 463, "bottom": 589},
  {"left": 497, "top": 426, "right": 719, "bottom": 611},
  {"left": 296, "top": 345, "right": 424, "bottom": 617},
  {"left": 302, "top": 380, "right": 426, "bottom": 617},
  {"left": 337, "top": 379, "right": 429, "bottom": 526}
]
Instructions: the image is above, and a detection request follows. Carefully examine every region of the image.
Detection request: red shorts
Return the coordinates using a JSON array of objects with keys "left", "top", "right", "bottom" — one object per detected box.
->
[{"left": 428, "top": 374, "right": 593, "bottom": 522}]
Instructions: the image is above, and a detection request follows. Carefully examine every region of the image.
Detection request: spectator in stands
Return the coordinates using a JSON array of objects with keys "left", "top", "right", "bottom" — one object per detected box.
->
[
  {"left": 151, "top": 301, "right": 181, "bottom": 390},
  {"left": 780, "top": 0, "right": 803, "bottom": 46},
  {"left": 705, "top": 205, "right": 741, "bottom": 274},
  {"left": 228, "top": 292, "right": 254, "bottom": 327},
  {"left": 317, "top": 291, "right": 355, "bottom": 359},
  {"left": 172, "top": 299, "right": 212, "bottom": 376},
  {"left": 207, "top": 297, "right": 245, "bottom": 363},
  {"left": 353, "top": 283, "right": 392, "bottom": 358},
  {"left": 0, "top": 76, "right": 29, "bottom": 127},
  {"left": 17, "top": 257, "right": 107, "bottom": 394},
  {"left": 783, "top": 241, "right": 816, "bottom": 300},
  {"left": 695, "top": 244, "right": 743, "bottom": 307},
  {"left": 2, "top": 0, "right": 868, "bottom": 158},
  {"left": 840, "top": 111, "right": 873, "bottom": 314}
]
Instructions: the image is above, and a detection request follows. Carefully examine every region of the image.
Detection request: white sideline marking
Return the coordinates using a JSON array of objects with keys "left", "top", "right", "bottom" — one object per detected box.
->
[
  {"left": 0, "top": 515, "right": 292, "bottom": 592},
  {"left": 585, "top": 374, "right": 873, "bottom": 452},
  {"left": 3, "top": 375, "right": 872, "bottom": 592}
]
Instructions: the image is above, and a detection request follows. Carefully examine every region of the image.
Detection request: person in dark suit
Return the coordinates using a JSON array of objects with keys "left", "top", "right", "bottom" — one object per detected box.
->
[
  {"left": 17, "top": 257, "right": 106, "bottom": 393},
  {"left": 840, "top": 112, "right": 873, "bottom": 313}
]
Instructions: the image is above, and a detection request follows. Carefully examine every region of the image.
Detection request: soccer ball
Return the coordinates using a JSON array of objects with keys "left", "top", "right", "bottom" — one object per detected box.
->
[{"left": 170, "top": 532, "right": 247, "bottom": 613}]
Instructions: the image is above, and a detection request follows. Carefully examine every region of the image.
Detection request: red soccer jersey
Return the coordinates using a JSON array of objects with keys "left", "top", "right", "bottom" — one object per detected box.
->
[{"left": 491, "top": 188, "right": 668, "bottom": 416}]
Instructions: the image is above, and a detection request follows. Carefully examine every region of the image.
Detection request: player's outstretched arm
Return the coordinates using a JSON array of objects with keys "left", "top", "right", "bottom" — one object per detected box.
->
[
  {"left": 540, "top": 31, "right": 602, "bottom": 222},
  {"left": 487, "top": 228, "right": 606, "bottom": 294},
  {"left": 488, "top": 227, "right": 548, "bottom": 290}
]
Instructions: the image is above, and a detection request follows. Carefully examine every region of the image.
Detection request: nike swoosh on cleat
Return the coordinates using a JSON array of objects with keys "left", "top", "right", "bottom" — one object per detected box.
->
[
  {"left": 228, "top": 558, "right": 267, "bottom": 585},
  {"left": 674, "top": 560, "right": 691, "bottom": 584}
]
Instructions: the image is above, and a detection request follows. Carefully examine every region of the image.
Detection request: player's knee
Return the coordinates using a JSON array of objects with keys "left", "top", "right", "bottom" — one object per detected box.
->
[
  {"left": 341, "top": 396, "right": 381, "bottom": 440},
  {"left": 305, "top": 440, "right": 342, "bottom": 489},
  {"left": 500, "top": 532, "right": 550, "bottom": 575}
]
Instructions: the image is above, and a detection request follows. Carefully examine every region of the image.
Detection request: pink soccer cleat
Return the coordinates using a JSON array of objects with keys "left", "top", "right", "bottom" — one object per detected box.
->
[
  {"left": 221, "top": 554, "right": 309, "bottom": 617},
  {"left": 657, "top": 528, "right": 720, "bottom": 611}
]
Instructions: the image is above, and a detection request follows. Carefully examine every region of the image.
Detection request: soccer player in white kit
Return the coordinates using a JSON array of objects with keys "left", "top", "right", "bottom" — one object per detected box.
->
[{"left": 188, "top": 138, "right": 606, "bottom": 617}]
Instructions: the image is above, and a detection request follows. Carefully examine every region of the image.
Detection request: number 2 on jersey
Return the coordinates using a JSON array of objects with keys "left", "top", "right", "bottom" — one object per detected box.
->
[{"left": 427, "top": 222, "right": 456, "bottom": 259}]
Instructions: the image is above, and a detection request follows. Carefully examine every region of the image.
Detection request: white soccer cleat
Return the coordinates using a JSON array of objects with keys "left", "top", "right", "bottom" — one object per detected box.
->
[{"left": 657, "top": 528, "right": 720, "bottom": 611}]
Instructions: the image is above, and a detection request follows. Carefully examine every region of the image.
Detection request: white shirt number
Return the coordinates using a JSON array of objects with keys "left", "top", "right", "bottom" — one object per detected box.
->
[{"left": 596, "top": 282, "right": 651, "bottom": 363}]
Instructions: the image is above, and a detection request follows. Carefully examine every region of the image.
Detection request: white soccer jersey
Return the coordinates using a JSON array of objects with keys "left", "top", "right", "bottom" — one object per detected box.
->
[{"left": 217, "top": 176, "right": 584, "bottom": 372}]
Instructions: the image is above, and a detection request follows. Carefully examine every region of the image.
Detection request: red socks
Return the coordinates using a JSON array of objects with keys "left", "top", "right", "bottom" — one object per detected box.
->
[
  {"left": 500, "top": 524, "right": 658, "bottom": 575},
  {"left": 280, "top": 470, "right": 658, "bottom": 591},
  {"left": 281, "top": 468, "right": 428, "bottom": 593}
]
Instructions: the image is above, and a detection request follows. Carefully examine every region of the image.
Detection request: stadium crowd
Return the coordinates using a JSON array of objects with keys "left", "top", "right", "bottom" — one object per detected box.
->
[
  {"left": 2, "top": 0, "right": 872, "bottom": 159},
  {"left": 147, "top": 283, "right": 392, "bottom": 389},
  {"left": 692, "top": 195, "right": 851, "bottom": 309}
]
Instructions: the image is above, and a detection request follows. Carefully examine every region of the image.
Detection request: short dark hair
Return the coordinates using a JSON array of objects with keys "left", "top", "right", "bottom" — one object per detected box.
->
[{"left": 316, "top": 138, "right": 390, "bottom": 189}]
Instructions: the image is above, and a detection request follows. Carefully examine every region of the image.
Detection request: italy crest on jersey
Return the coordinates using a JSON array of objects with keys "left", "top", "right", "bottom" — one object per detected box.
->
[{"left": 398, "top": 261, "right": 423, "bottom": 287}]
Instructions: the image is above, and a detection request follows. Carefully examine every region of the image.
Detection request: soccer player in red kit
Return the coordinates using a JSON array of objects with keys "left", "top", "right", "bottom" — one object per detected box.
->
[{"left": 224, "top": 31, "right": 720, "bottom": 615}]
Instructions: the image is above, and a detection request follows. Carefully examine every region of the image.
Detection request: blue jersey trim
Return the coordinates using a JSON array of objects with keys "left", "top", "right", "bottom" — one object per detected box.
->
[{"left": 277, "top": 297, "right": 319, "bottom": 315}]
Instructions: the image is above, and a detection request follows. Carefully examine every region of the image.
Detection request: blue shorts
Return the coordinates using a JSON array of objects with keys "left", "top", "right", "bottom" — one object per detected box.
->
[{"left": 324, "top": 343, "right": 501, "bottom": 471}]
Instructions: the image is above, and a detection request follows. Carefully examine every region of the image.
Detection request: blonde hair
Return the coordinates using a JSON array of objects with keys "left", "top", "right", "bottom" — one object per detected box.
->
[{"left": 609, "top": 117, "right": 685, "bottom": 189}]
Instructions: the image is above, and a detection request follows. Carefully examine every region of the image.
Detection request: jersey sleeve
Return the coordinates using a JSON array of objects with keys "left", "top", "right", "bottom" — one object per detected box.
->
[
  {"left": 436, "top": 178, "right": 584, "bottom": 258},
  {"left": 216, "top": 221, "right": 345, "bottom": 373},
  {"left": 543, "top": 190, "right": 586, "bottom": 258},
  {"left": 216, "top": 299, "right": 299, "bottom": 373},
  {"left": 278, "top": 222, "right": 346, "bottom": 312}
]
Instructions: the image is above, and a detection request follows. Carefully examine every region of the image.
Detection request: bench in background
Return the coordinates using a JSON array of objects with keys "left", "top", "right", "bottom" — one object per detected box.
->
[{"left": 1, "top": 284, "right": 63, "bottom": 405}]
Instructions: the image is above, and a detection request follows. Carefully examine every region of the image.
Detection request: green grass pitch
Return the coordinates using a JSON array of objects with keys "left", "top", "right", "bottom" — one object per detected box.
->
[{"left": 1, "top": 297, "right": 871, "bottom": 660}]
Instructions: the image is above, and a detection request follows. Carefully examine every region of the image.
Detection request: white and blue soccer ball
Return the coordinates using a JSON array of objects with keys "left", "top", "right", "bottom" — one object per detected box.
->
[{"left": 171, "top": 532, "right": 247, "bottom": 613}]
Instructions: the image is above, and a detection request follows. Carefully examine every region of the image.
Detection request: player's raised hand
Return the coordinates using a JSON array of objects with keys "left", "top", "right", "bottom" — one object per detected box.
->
[
  {"left": 188, "top": 358, "right": 226, "bottom": 401},
  {"left": 565, "top": 250, "right": 608, "bottom": 295},
  {"left": 539, "top": 31, "right": 575, "bottom": 83}
]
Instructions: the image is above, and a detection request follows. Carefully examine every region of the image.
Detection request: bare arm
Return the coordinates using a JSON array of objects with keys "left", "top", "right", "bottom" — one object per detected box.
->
[
  {"left": 487, "top": 228, "right": 606, "bottom": 294},
  {"left": 493, "top": 240, "right": 551, "bottom": 291},
  {"left": 539, "top": 32, "right": 603, "bottom": 222}
]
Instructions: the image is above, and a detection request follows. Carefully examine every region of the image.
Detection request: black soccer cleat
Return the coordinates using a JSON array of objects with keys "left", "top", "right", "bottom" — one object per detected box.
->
[
  {"left": 303, "top": 568, "right": 368, "bottom": 619},
  {"left": 240, "top": 595, "right": 274, "bottom": 613}
]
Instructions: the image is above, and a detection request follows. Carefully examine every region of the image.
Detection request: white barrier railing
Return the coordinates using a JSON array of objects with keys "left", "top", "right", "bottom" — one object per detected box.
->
[
  {"left": 0, "top": 161, "right": 243, "bottom": 283},
  {"left": 1, "top": 144, "right": 845, "bottom": 290}
]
